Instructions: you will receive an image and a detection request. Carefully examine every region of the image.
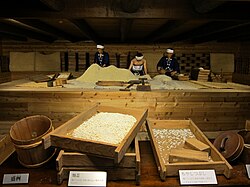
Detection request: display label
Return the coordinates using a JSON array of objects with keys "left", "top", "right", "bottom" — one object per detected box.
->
[
  {"left": 3, "top": 173, "right": 29, "bottom": 184},
  {"left": 68, "top": 171, "right": 107, "bottom": 187},
  {"left": 179, "top": 169, "right": 217, "bottom": 185}
]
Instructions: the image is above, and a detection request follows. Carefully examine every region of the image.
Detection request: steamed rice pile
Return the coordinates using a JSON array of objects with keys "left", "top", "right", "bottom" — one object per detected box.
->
[
  {"left": 77, "top": 64, "right": 137, "bottom": 82},
  {"left": 72, "top": 112, "right": 137, "bottom": 145}
]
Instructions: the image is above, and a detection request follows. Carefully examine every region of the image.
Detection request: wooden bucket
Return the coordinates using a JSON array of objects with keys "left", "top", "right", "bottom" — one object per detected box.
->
[{"left": 9, "top": 115, "right": 55, "bottom": 168}]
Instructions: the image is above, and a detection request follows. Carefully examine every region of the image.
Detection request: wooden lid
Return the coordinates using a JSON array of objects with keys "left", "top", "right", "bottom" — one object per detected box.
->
[{"left": 213, "top": 131, "right": 244, "bottom": 162}]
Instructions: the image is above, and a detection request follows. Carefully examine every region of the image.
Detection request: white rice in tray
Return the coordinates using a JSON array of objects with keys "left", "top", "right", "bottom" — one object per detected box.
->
[{"left": 71, "top": 112, "right": 137, "bottom": 145}]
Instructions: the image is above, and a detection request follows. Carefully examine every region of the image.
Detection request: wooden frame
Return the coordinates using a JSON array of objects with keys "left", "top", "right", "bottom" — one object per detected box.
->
[
  {"left": 56, "top": 135, "right": 141, "bottom": 185},
  {"left": 146, "top": 119, "right": 233, "bottom": 181},
  {"left": 0, "top": 135, "right": 15, "bottom": 165},
  {"left": 43, "top": 105, "right": 147, "bottom": 163}
]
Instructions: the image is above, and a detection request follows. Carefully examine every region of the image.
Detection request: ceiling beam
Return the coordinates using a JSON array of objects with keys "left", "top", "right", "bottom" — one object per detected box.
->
[
  {"left": 146, "top": 20, "right": 187, "bottom": 42},
  {"left": 0, "top": 22, "right": 56, "bottom": 43},
  {"left": 39, "top": 0, "right": 65, "bottom": 11},
  {"left": 218, "top": 33, "right": 250, "bottom": 42},
  {"left": 191, "top": 21, "right": 250, "bottom": 43},
  {"left": 163, "top": 21, "right": 248, "bottom": 43},
  {"left": 0, "top": 32, "right": 27, "bottom": 41},
  {"left": 120, "top": 18, "right": 133, "bottom": 42},
  {"left": 70, "top": 19, "right": 99, "bottom": 42},
  {"left": 0, "top": 0, "right": 249, "bottom": 20},
  {"left": 192, "top": 0, "right": 225, "bottom": 13},
  {"left": 120, "top": 0, "right": 142, "bottom": 13},
  {"left": 0, "top": 0, "right": 204, "bottom": 19},
  {"left": 16, "top": 19, "right": 82, "bottom": 42}
]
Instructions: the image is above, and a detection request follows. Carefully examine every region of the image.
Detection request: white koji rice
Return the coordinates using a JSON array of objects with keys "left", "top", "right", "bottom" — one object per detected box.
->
[
  {"left": 152, "top": 128, "right": 195, "bottom": 164},
  {"left": 72, "top": 112, "right": 137, "bottom": 145}
]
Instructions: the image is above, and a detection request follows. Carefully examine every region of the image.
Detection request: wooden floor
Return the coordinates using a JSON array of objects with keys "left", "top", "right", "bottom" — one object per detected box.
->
[{"left": 0, "top": 141, "right": 250, "bottom": 187}]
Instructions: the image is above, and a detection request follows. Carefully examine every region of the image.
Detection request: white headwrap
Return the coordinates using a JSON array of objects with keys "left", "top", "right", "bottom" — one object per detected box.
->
[
  {"left": 97, "top": 45, "right": 104, "bottom": 49},
  {"left": 166, "top": 48, "right": 174, "bottom": 54},
  {"left": 135, "top": 55, "right": 144, "bottom": 61}
]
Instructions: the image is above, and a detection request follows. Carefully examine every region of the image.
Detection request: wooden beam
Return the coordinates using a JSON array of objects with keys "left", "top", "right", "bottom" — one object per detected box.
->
[
  {"left": 0, "top": 0, "right": 201, "bottom": 19},
  {"left": 192, "top": 0, "right": 226, "bottom": 13},
  {"left": 70, "top": 19, "right": 99, "bottom": 42},
  {"left": 218, "top": 33, "right": 250, "bottom": 42},
  {"left": 146, "top": 20, "right": 187, "bottom": 42},
  {"left": 0, "top": 0, "right": 250, "bottom": 21},
  {"left": 164, "top": 21, "right": 249, "bottom": 43},
  {"left": 39, "top": 0, "right": 65, "bottom": 11},
  {"left": 16, "top": 19, "right": 82, "bottom": 42},
  {"left": 0, "top": 32, "right": 27, "bottom": 41},
  {"left": 0, "top": 0, "right": 249, "bottom": 20},
  {"left": 191, "top": 21, "right": 250, "bottom": 43},
  {"left": 120, "top": 18, "right": 133, "bottom": 42},
  {"left": 0, "top": 22, "right": 56, "bottom": 43},
  {"left": 120, "top": 0, "right": 142, "bottom": 13}
]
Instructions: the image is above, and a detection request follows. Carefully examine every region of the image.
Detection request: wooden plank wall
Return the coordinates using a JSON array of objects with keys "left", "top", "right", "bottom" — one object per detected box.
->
[
  {"left": 0, "top": 90, "right": 249, "bottom": 135},
  {"left": 0, "top": 72, "right": 11, "bottom": 84}
]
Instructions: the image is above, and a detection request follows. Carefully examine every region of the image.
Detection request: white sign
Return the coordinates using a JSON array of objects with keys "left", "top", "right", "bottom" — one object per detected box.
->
[
  {"left": 68, "top": 171, "right": 107, "bottom": 187},
  {"left": 246, "top": 164, "right": 250, "bottom": 179},
  {"left": 3, "top": 173, "right": 29, "bottom": 184},
  {"left": 179, "top": 169, "right": 217, "bottom": 185}
]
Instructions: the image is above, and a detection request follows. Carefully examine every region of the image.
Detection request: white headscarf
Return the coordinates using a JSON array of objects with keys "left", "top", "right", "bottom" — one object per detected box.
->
[
  {"left": 166, "top": 48, "right": 174, "bottom": 54},
  {"left": 135, "top": 55, "right": 144, "bottom": 61},
  {"left": 97, "top": 45, "right": 104, "bottom": 49}
]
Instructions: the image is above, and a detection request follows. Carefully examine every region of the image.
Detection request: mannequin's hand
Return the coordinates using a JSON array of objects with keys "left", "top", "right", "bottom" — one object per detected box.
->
[{"left": 171, "top": 71, "right": 177, "bottom": 76}]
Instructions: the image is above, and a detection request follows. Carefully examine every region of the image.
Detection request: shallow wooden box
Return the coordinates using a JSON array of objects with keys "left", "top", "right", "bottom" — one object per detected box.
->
[
  {"left": 43, "top": 105, "right": 147, "bottom": 163},
  {"left": 56, "top": 135, "right": 141, "bottom": 185},
  {"left": 0, "top": 135, "right": 15, "bottom": 165},
  {"left": 146, "top": 119, "right": 233, "bottom": 181}
]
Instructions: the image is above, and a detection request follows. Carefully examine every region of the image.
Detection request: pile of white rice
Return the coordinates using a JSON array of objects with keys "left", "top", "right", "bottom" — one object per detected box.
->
[
  {"left": 71, "top": 112, "right": 137, "bottom": 145},
  {"left": 76, "top": 64, "right": 137, "bottom": 82}
]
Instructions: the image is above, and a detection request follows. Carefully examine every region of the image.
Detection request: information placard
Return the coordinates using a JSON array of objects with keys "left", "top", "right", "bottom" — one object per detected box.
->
[
  {"left": 3, "top": 173, "right": 29, "bottom": 184},
  {"left": 179, "top": 169, "right": 217, "bottom": 185},
  {"left": 68, "top": 171, "right": 107, "bottom": 187}
]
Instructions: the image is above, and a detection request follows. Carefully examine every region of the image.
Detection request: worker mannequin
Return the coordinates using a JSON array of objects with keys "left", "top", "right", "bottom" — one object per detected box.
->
[
  {"left": 156, "top": 48, "right": 180, "bottom": 79},
  {"left": 94, "top": 44, "right": 110, "bottom": 67},
  {"left": 129, "top": 52, "right": 147, "bottom": 76}
]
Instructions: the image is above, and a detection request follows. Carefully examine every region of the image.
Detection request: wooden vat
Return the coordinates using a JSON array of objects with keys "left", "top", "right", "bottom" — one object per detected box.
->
[
  {"left": 56, "top": 135, "right": 141, "bottom": 185},
  {"left": 43, "top": 105, "right": 148, "bottom": 163},
  {"left": 146, "top": 119, "right": 233, "bottom": 181}
]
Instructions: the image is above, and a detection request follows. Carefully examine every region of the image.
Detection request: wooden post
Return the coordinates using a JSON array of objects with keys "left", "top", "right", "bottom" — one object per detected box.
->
[
  {"left": 75, "top": 52, "right": 79, "bottom": 72},
  {"left": 116, "top": 53, "right": 120, "bottom": 68},
  {"left": 86, "top": 52, "right": 90, "bottom": 70},
  {"left": 127, "top": 52, "right": 131, "bottom": 69},
  {"left": 64, "top": 52, "right": 69, "bottom": 71}
]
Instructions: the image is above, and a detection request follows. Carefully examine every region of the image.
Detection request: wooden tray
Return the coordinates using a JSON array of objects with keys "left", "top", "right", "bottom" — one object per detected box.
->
[
  {"left": 96, "top": 81, "right": 126, "bottom": 86},
  {"left": 56, "top": 135, "right": 141, "bottom": 185},
  {"left": 0, "top": 135, "right": 15, "bottom": 165},
  {"left": 146, "top": 119, "right": 232, "bottom": 181},
  {"left": 43, "top": 105, "right": 147, "bottom": 163}
]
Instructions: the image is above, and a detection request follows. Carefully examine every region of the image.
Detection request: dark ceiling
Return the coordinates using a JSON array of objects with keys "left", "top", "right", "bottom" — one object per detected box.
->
[{"left": 0, "top": 0, "right": 250, "bottom": 44}]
